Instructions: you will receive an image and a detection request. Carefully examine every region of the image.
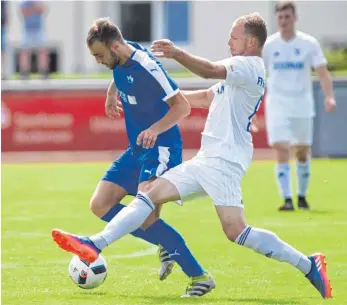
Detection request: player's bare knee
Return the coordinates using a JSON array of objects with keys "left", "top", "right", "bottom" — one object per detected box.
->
[
  {"left": 146, "top": 178, "right": 179, "bottom": 205},
  {"left": 273, "top": 144, "right": 290, "bottom": 163},
  {"left": 138, "top": 179, "right": 155, "bottom": 193},
  {"left": 295, "top": 146, "right": 310, "bottom": 162},
  {"left": 89, "top": 196, "right": 111, "bottom": 218},
  {"left": 89, "top": 197, "right": 102, "bottom": 217},
  {"left": 222, "top": 221, "right": 247, "bottom": 242}
]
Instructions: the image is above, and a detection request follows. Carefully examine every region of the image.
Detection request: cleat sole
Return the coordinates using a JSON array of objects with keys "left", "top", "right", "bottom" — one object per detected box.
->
[
  {"left": 317, "top": 254, "right": 333, "bottom": 299},
  {"left": 51, "top": 229, "right": 98, "bottom": 263}
]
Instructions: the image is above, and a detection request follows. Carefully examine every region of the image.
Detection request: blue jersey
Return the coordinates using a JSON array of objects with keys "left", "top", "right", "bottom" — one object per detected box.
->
[
  {"left": 21, "top": 1, "right": 43, "bottom": 30},
  {"left": 113, "top": 41, "right": 182, "bottom": 149}
]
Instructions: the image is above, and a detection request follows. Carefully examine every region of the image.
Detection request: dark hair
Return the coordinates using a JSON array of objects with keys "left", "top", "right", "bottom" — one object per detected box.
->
[
  {"left": 86, "top": 17, "right": 124, "bottom": 47},
  {"left": 275, "top": 1, "right": 296, "bottom": 15},
  {"left": 241, "top": 13, "right": 268, "bottom": 48}
]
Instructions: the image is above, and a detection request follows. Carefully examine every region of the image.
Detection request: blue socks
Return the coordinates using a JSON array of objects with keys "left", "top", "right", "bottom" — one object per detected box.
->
[{"left": 101, "top": 203, "right": 205, "bottom": 277}]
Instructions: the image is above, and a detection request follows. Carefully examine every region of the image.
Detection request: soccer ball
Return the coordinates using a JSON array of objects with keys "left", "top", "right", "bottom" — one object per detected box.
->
[{"left": 68, "top": 255, "right": 108, "bottom": 289}]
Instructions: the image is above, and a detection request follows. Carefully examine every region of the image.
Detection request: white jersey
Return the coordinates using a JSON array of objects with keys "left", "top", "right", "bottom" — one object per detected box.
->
[
  {"left": 197, "top": 56, "right": 265, "bottom": 171},
  {"left": 263, "top": 31, "right": 327, "bottom": 118}
]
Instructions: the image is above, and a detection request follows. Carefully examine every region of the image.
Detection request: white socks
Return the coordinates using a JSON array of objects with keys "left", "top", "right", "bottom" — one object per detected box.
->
[
  {"left": 276, "top": 163, "right": 292, "bottom": 199},
  {"left": 236, "top": 226, "right": 312, "bottom": 275},
  {"left": 296, "top": 161, "right": 310, "bottom": 197},
  {"left": 90, "top": 192, "right": 154, "bottom": 249}
]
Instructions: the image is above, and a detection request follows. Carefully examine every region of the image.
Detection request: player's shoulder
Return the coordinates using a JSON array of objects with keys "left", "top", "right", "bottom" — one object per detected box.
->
[
  {"left": 230, "top": 56, "right": 264, "bottom": 70},
  {"left": 295, "top": 31, "right": 320, "bottom": 46},
  {"left": 130, "top": 44, "right": 163, "bottom": 74},
  {"left": 264, "top": 32, "right": 281, "bottom": 46},
  {"left": 223, "top": 55, "right": 258, "bottom": 66}
]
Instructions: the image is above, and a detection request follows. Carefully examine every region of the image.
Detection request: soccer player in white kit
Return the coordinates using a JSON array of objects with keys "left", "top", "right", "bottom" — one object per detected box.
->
[
  {"left": 263, "top": 1, "right": 336, "bottom": 211},
  {"left": 52, "top": 13, "right": 332, "bottom": 299}
]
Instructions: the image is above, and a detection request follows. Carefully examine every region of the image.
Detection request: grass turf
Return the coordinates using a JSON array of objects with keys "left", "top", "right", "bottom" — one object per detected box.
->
[{"left": 2, "top": 159, "right": 346, "bottom": 305}]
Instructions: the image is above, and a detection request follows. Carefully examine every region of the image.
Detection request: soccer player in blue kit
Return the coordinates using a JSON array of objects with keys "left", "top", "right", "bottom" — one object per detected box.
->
[{"left": 52, "top": 18, "right": 215, "bottom": 296}]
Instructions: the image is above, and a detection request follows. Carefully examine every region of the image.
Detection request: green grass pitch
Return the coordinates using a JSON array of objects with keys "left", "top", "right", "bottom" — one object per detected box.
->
[{"left": 2, "top": 159, "right": 346, "bottom": 305}]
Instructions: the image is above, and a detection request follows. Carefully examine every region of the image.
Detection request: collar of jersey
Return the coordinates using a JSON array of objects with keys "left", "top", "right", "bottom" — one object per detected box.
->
[{"left": 115, "top": 51, "right": 137, "bottom": 70}]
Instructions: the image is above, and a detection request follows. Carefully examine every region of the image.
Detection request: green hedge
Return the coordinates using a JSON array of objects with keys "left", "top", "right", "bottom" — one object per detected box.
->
[{"left": 325, "top": 48, "right": 347, "bottom": 71}]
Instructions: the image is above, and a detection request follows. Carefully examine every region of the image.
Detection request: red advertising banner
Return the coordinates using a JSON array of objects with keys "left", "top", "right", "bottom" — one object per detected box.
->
[{"left": 1, "top": 90, "right": 268, "bottom": 152}]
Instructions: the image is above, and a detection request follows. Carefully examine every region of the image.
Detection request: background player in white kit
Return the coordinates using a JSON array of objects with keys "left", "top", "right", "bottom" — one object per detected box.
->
[
  {"left": 52, "top": 13, "right": 332, "bottom": 299},
  {"left": 263, "top": 1, "right": 336, "bottom": 211}
]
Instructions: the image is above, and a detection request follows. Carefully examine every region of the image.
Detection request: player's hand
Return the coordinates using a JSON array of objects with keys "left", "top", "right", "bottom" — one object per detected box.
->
[
  {"left": 250, "top": 115, "right": 260, "bottom": 133},
  {"left": 105, "top": 94, "right": 121, "bottom": 119},
  {"left": 151, "top": 39, "right": 179, "bottom": 58},
  {"left": 324, "top": 97, "right": 336, "bottom": 112},
  {"left": 116, "top": 99, "right": 124, "bottom": 113},
  {"left": 137, "top": 128, "right": 158, "bottom": 149}
]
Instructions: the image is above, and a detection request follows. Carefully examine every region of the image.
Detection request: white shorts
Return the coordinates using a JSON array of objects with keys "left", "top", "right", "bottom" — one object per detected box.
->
[
  {"left": 161, "top": 156, "right": 245, "bottom": 207},
  {"left": 265, "top": 115, "right": 314, "bottom": 146}
]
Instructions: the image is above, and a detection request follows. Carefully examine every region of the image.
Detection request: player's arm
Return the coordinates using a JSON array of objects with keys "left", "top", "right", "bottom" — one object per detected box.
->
[
  {"left": 181, "top": 87, "right": 215, "bottom": 109},
  {"left": 151, "top": 39, "right": 226, "bottom": 80},
  {"left": 106, "top": 79, "right": 117, "bottom": 97},
  {"left": 105, "top": 80, "right": 121, "bottom": 119},
  {"left": 152, "top": 92, "right": 191, "bottom": 133},
  {"left": 137, "top": 92, "right": 191, "bottom": 149},
  {"left": 315, "top": 65, "right": 336, "bottom": 112},
  {"left": 311, "top": 38, "right": 336, "bottom": 112}
]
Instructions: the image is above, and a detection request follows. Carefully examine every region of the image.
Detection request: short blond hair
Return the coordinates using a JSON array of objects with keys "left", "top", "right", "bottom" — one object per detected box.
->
[{"left": 235, "top": 13, "right": 267, "bottom": 48}]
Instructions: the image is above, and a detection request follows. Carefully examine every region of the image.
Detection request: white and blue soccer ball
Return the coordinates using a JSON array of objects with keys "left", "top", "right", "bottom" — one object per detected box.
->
[{"left": 68, "top": 255, "right": 108, "bottom": 289}]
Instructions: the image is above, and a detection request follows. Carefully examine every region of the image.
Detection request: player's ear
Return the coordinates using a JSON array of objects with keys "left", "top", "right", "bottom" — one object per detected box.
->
[
  {"left": 248, "top": 36, "right": 257, "bottom": 48},
  {"left": 293, "top": 13, "right": 297, "bottom": 22},
  {"left": 110, "top": 41, "right": 119, "bottom": 52}
]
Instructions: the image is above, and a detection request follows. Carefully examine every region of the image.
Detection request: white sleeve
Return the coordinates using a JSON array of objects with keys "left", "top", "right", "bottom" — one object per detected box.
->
[
  {"left": 218, "top": 57, "right": 248, "bottom": 86},
  {"left": 310, "top": 38, "right": 328, "bottom": 68}
]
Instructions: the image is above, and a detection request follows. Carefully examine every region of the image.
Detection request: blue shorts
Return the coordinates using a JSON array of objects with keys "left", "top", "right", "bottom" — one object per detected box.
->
[
  {"left": 102, "top": 145, "right": 182, "bottom": 196},
  {"left": 22, "top": 27, "right": 45, "bottom": 48}
]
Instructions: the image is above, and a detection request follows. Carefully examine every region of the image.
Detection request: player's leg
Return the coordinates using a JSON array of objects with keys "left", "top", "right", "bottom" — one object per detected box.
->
[
  {"left": 143, "top": 162, "right": 214, "bottom": 297},
  {"left": 266, "top": 114, "right": 294, "bottom": 210},
  {"left": 52, "top": 149, "right": 173, "bottom": 261},
  {"left": 19, "top": 28, "right": 31, "bottom": 79},
  {"left": 90, "top": 148, "right": 175, "bottom": 249},
  {"left": 216, "top": 206, "right": 332, "bottom": 298},
  {"left": 137, "top": 181, "right": 206, "bottom": 281},
  {"left": 93, "top": 148, "right": 207, "bottom": 279},
  {"left": 35, "top": 29, "right": 49, "bottom": 79},
  {"left": 87, "top": 176, "right": 182, "bottom": 254},
  {"left": 211, "top": 162, "right": 332, "bottom": 298},
  {"left": 90, "top": 159, "right": 215, "bottom": 296},
  {"left": 292, "top": 118, "right": 314, "bottom": 210}
]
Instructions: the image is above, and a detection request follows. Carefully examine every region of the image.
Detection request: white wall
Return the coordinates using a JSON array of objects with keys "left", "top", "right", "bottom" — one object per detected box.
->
[
  {"left": 6, "top": 1, "right": 347, "bottom": 74},
  {"left": 295, "top": 1, "right": 347, "bottom": 44}
]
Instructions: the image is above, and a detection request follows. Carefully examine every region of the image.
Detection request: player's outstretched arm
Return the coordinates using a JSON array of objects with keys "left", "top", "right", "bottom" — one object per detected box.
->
[
  {"left": 315, "top": 65, "right": 336, "bottom": 112},
  {"left": 137, "top": 92, "right": 191, "bottom": 148},
  {"left": 181, "top": 87, "right": 214, "bottom": 109},
  {"left": 151, "top": 39, "right": 226, "bottom": 80}
]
